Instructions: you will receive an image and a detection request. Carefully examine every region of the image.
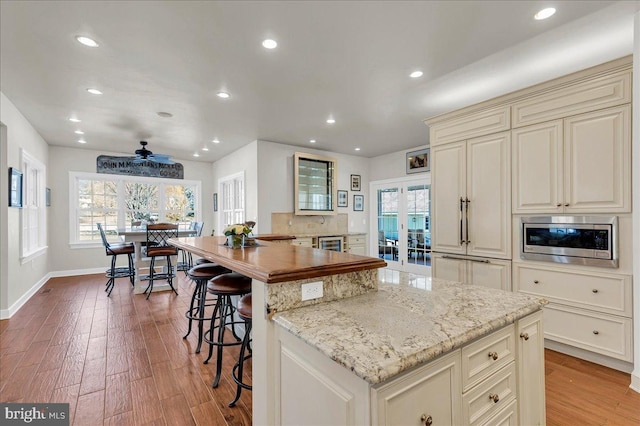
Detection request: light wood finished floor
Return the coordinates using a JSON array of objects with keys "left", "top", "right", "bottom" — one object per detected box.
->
[{"left": 1, "top": 273, "right": 639, "bottom": 425}]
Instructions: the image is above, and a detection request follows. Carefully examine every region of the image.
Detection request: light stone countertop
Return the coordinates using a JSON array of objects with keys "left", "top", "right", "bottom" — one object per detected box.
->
[{"left": 272, "top": 270, "right": 546, "bottom": 385}]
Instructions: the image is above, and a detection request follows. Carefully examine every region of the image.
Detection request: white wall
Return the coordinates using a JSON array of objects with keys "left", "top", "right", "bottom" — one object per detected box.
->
[
  {"left": 48, "top": 145, "right": 215, "bottom": 273},
  {"left": 369, "top": 145, "right": 429, "bottom": 182},
  {"left": 256, "top": 141, "right": 371, "bottom": 234},
  {"left": 0, "top": 92, "right": 50, "bottom": 315},
  {"left": 211, "top": 141, "right": 259, "bottom": 234}
]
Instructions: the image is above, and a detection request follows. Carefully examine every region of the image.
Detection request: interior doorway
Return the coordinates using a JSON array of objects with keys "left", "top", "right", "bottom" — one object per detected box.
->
[{"left": 370, "top": 175, "right": 431, "bottom": 274}]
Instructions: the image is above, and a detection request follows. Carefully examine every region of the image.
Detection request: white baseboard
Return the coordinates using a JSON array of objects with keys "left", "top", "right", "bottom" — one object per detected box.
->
[
  {"left": 0, "top": 268, "right": 105, "bottom": 319},
  {"left": 0, "top": 273, "right": 51, "bottom": 319},
  {"left": 631, "top": 373, "right": 640, "bottom": 393}
]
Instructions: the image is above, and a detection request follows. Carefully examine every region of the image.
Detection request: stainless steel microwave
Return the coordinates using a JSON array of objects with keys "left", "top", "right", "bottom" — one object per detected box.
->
[{"left": 520, "top": 216, "right": 618, "bottom": 268}]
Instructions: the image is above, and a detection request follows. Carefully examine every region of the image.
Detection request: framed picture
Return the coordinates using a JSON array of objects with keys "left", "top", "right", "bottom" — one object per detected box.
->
[
  {"left": 9, "top": 167, "right": 23, "bottom": 208},
  {"left": 213, "top": 193, "right": 218, "bottom": 212},
  {"left": 46, "top": 188, "right": 51, "bottom": 207},
  {"left": 353, "top": 194, "right": 364, "bottom": 211},
  {"left": 337, "top": 190, "right": 348, "bottom": 207},
  {"left": 350, "top": 174, "right": 361, "bottom": 191},
  {"left": 406, "top": 148, "right": 430, "bottom": 174}
]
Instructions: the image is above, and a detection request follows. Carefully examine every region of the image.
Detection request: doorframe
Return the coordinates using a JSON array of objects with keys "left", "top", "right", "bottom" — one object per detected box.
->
[{"left": 369, "top": 174, "right": 431, "bottom": 273}]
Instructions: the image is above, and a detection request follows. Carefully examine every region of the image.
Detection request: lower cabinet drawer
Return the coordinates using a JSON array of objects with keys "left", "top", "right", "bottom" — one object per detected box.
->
[
  {"left": 348, "top": 235, "right": 366, "bottom": 245},
  {"left": 479, "top": 399, "right": 518, "bottom": 426},
  {"left": 463, "top": 363, "right": 517, "bottom": 426},
  {"left": 544, "top": 304, "right": 632, "bottom": 361},
  {"left": 462, "top": 324, "right": 515, "bottom": 391}
]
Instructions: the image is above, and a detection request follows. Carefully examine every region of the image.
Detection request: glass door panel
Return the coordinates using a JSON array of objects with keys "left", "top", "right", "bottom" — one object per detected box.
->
[
  {"left": 376, "top": 187, "right": 400, "bottom": 266},
  {"left": 406, "top": 184, "right": 431, "bottom": 268}
]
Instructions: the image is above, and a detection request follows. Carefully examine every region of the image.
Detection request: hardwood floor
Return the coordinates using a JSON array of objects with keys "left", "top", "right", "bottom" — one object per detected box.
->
[{"left": 1, "top": 273, "right": 639, "bottom": 425}]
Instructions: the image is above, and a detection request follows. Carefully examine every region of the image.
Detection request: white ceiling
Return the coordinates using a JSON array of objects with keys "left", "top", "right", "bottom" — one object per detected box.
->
[{"left": 1, "top": 1, "right": 638, "bottom": 162}]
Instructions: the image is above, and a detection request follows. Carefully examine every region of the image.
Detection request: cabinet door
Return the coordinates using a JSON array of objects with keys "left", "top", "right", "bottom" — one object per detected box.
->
[
  {"left": 516, "top": 311, "right": 545, "bottom": 426},
  {"left": 466, "top": 132, "right": 511, "bottom": 259},
  {"left": 512, "top": 121, "right": 563, "bottom": 213},
  {"left": 563, "top": 105, "right": 631, "bottom": 213},
  {"left": 432, "top": 253, "right": 466, "bottom": 283},
  {"left": 432, "top": 142, "right": 466, "bottom": 254},
  {"left": 467, "top": 258, "right": 511, "bottom": 291},
  {"left": 372, "top": 351, "right": 462, "bottom": 426}
]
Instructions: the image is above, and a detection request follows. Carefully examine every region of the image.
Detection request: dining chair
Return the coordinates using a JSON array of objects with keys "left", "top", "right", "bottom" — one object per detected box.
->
[
  {"left": 97, "top": 223, "right": 135, "bottom": 296},
  {"left": 144, "top": 223, "right": 179, "bottom": 299}
]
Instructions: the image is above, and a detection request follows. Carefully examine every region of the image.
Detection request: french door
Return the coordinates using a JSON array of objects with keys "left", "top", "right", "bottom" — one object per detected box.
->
[{"left": 370, "top": 176, "right": 431, "bottom": 274}]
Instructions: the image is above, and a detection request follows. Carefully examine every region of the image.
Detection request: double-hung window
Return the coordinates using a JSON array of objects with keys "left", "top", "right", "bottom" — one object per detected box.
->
[
  {"left": 21, "top": 149, "right": 47, "bottom": 262},
  {"left": 219, "top": 172, "right": 245, "bottom": 230},
  {"left": 70, "top": 172, "right": 200, "bottom": 246}
]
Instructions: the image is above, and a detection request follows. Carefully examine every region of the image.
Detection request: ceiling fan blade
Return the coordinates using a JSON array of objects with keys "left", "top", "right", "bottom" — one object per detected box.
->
[{"left": 149, "top": 154, "right": 175, "bottom": 164}]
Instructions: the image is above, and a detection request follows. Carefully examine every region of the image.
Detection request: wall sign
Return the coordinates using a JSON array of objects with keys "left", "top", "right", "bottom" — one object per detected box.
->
[{"left": 96, "top": 155, "right": 184, "bottom": 179}]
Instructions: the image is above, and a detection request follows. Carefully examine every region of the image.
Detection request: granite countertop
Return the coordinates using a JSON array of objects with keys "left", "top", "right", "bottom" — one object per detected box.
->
[
  {"left": 294, "top": 232, "right": 367, "bottom": 237},
  {"left": 273, "top": 272, "right": 546, "bottom": 385}
]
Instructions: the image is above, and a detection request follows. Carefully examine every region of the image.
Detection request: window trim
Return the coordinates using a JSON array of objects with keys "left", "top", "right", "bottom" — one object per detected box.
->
[
  {"left": 69, "top": 171, "right": 202, "bottom": 247},
  {"left": 20, "top": 149, "right": 47, "bottom": 262},
  {"left": 218, "top": 171, "right": 245, "bottom": 232}
]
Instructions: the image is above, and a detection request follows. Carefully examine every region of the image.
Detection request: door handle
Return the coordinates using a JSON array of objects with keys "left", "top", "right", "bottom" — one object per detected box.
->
[
  {"left": 441, "top": 255, "right": 489, "bottom": 263},
  {"left": 459, "top": 197, "right": 464, "bottom": 245},
  {"left": 465, "top": 198, "right": 470, "bottom": 244}
]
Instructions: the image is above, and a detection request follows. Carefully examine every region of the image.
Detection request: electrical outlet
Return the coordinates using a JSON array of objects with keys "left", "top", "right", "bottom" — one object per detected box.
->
[{"left": 301, "top": 281, "right": 323, "bottom": 301}]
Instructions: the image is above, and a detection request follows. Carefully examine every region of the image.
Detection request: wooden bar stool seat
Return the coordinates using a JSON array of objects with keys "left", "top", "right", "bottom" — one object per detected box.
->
[
  {"left": 229, "top": 293, "right": 252, "bottom": 407},
  {"left": 195, "top": 258, "right": 213, "bottom": 265},
  {"left": 184, "top": 263, "right": 231, "bottom": 353},
  {"left": 203, "top": 272, "right": 252, "bottom": 389}
]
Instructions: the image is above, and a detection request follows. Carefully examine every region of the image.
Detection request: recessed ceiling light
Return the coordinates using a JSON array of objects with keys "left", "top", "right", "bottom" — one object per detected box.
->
[
  {"left": 69, "top": 117, "right": 81, "bottom": 123},
  {"left": 76, "top": 36, "right": 99, "bottom": 47},
  {"left": 78, "top": 139, "right": 87, "bottom": 144},
  {"left": 326, "top": 118, "right": 336, "bottom": 124},
  {"left": 87, "top": 88, "right": 103, "bottom": 95},
  {"left": 534, "top": 7, "right": 556, "bottom": 20},
  {"left": 202, "top": 146, "right": 209, "bottom": 151},
  {"left": 410, "top": 71, "right": 423, "bottom": 78},
  {"left": 217, "top": 91, "right": 230, "bottom": 99},
  {"left": 212, "top": 139, "right": 220, "bottom": 144},
  {"left": 309, "top": 139, "right": 316, "bottom": 144},
  {"left": 193, "top": 152, "right": 200, "bottom": 157},
  {"left": 157, "top": 111, "right": 173, "bottom": 118},
  {"left": 74, "top": 130, "right": 84, "bottom": 135},
  {"left": 354, "top": 147, "right": 361, "bottom": 151},
  {"left": 262, "top": 39, "right": 278, "bottom": 49}
]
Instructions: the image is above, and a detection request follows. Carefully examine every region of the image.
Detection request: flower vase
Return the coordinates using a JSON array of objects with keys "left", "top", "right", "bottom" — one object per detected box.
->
[{"left": 227, "top": 234, "right": 244, "bottom": 249}]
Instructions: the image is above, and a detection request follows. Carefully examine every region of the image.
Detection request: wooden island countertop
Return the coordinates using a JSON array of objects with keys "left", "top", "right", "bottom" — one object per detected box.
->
[{"left": 169, "top": 236, "right": 386, "bottom": 283}]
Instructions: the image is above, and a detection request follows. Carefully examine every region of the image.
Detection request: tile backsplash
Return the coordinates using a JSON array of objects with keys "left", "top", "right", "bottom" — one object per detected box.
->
[{"left": 272, "top": 212, "right": 348, "bottom": 235}]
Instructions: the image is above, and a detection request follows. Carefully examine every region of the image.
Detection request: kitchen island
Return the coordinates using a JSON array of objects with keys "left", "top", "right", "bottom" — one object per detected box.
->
[{"left": 169, "top": 237, "right": 545, "bottom": 425}]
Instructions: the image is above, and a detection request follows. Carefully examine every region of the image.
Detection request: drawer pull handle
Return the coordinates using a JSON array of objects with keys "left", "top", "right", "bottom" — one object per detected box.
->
[
  {"left": 593, "top": 330, "right": 599, "bottom": 335},
  {"left": 488, "top": 351, "right": 498, "bottom": 361},
  {"left": 564, "top": 203, "right": 570, "bottom": 206},
  {"left": 489, "top": 393, "right": 500, "bottom": 403},
  {"left": 420, "top": 414, "right": 433, "bottom": 426},
  {"left": 520, "top": 332, "right": 529, "bottom": 341},
  {"left": 592, "top": 289, "right": 599, "bottom": 293},
  {"left": 533, "top": 280, "right": 539, "bottom": 284}
]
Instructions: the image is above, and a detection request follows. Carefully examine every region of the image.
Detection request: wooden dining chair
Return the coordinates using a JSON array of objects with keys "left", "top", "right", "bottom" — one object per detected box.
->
[{"left": 144, "top": 223, "right": 179, "bottom": 299}]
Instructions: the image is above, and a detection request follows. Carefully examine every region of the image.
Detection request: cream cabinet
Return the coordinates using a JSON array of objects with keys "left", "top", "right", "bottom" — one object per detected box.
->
[
  {"left": 291, "top": 236, "right": 314, "bottom": 247},
  {"left": 431, "top": 253, "right": 511, "bottom": 291},
  {"left": 512, "top": 105, "right": 631, "bottom": 214},
  {"left": 346, "top": 234, "right": 366, "bottom": 256},
  {"left": 431, "top": 132, "right": 511, "bottom": 259},
  {"left": 294, "top": 152, "right": 338, "bottom": 216},
  {"left": 372, "top": 351, "right": 462, "bottom": 426},
  {"left": 516, "top": 310, "right": 545, "bottom": 426}
]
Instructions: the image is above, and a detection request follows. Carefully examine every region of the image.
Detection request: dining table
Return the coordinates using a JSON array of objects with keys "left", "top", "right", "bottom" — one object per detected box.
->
[{"left": 116, "top": 226, "right": 197, "bottom": 294}]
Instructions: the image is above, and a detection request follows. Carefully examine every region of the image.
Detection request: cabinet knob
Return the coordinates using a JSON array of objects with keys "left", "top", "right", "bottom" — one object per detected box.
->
[
  {"left": 489, "top": 393, "right": 500, "bottom": 403},
  {"left": 420, "top": 414, "right": 433, "bottom": 426},
  {"left": 564, "top": 203, "right": 570, "bottom": 207},
  {"left": 520, "top": 332, "right": 529, "bottom": 341},
  {"left": 556, "top": 203, "right": 562, "bottom": 207},
  {"left": 593, "top": 330, "right": 599, "bottom": 335},
  {"left": 533, "top": 280, "right": 539, "bottom": 284},
  {"left": 488, "top": 351, "right": 498, "bottom": 361},
  {"left": 592, "top": 289, "right": 599, "bottom": 293}
]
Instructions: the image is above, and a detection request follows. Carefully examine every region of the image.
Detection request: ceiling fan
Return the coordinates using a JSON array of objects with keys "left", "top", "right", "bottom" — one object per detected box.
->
[{"left": 133, "top": 141, "right": 174, "bottom": 164}]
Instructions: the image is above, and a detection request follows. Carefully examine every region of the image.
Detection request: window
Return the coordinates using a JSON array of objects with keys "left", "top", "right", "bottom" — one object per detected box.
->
[
  {"left": 219, "top": 172, "right": 245, "bottom": 230},
  {"left": 21, "top": 149, "right": 47, "bottom": 261},
  {"left": 70, "top": 172, "right": 200, "bottom": 246}
]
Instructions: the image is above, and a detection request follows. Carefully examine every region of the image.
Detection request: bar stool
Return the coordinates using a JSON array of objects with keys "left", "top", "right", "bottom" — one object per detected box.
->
[
  {"left": 97, "top": 223, "right": 135, "bottom": 297},
  {"left": 229, "top": 293, "right": 252, "bottom": 407},
  {"left": 195, "top": 258, "right": 213, "bottom": 266},
  {"left": 203, "top": 272, "right": 252, "bottom": 389},
  {"left": 183, "top": 263, "right": 230, "bottom": 353},
  {"left": 144, "top": 223, "right": 179, "bottom": 300}
]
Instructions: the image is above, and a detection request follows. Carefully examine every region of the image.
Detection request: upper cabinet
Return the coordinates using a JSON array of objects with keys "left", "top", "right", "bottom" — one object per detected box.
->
[
  {"left": 512, "top": 105, "right": 631, "bottom": 214},
  {"left": 294, "top": 152, "right": 338, "bottom": 216}
]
